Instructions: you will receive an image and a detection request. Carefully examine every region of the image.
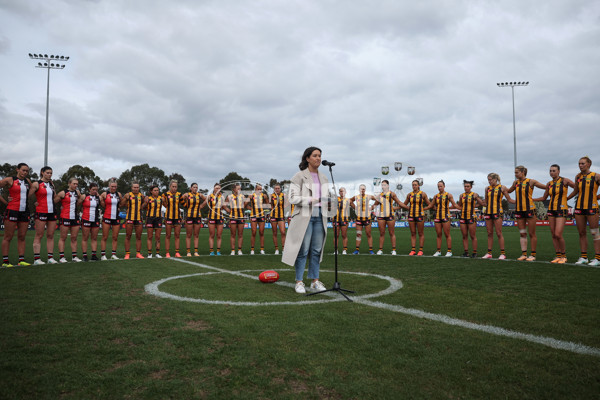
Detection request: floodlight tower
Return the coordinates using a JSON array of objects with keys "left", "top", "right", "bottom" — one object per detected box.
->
[
  {"left": 29, "top": 53, "right": 70, "bottom": 166},
  {"left": 497, "top": 81, "right": 529, "bottom": 168}
]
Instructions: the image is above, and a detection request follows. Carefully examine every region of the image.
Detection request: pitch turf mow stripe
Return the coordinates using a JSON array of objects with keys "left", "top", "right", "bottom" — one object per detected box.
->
[{"left": 145, "top": 258, "right": 600, "bottom": 358}]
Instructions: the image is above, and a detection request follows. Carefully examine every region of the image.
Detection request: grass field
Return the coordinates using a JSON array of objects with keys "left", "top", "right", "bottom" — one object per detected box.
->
[{"left": 1, "top": 226, "right": 599, "bottom": 399}]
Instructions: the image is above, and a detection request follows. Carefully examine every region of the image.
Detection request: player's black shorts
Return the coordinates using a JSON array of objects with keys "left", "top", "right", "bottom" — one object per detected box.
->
[
  {"left": 378, "top": 216, "right": 395, "bottom": 222},
  {"left": 165, "top": 218, "right": 181, "bottom": 225},
  {"left": 145, "top": 217, "right": 163, "bottom": 229},
  {"left": 5, "top": 210, "right": 29, "bottom": 223},
  {"left": 547, "top": 210, "right": 568, "bottom": 218},
  {"left": 35, "top": 212, "right": 57, "bottom": 222},
  {"left": 459, "top": 218, "right": 475, "bottom": 225},
  {"left": 103, "top": 218, "right": 121, "bottom": 226},
  {"left": 229, "top": 218, "right": 245, "bottom": 225},
  {"left": 515, "top": 210, "right": 534, "bottom": 219},
  {"left": 126, "top": 219, "right": 143, "bottom": 226},
  {"left": 60, "top": 218, "right": 79, "bottom": 227},
  {"left": 407, "top": 216, "right": 423, "bottom": 223},
  {"left": 271, "top": 217, "right": 285, "bottom": 222},
  {"left": 186, "top": 217, "right": 202, "bottom": 225},
  {"left": 209, "top": 219, "right": 223, "bottom": 225},
  {"left": 333, "top": 220, "right": 348, "bottom": 227},
  {"left": 484, "top": 213, "right": 500, "bottom": 220},
  {"left": 251, "top": 217, "right": 265, "bottom": 223},
  {"left": 356, "top": 218, "right": 371, "bottom": 226},
  {"left": 81, "top": 219, "right": 100, "bottom": 228},
  {"left": 574, "top": 208, "right": 597, "bottom": 216},
  {"left": 434, "top": 218, "right": 449, "bottom": 223}
]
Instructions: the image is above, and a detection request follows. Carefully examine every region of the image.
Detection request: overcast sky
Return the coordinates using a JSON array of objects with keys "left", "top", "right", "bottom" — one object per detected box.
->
[{"left": 1, "top": 0, "right": 598, "bottom": 198}]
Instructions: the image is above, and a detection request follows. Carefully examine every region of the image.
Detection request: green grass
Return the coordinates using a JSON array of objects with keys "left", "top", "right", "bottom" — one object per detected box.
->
[{"left": 1, "top": 226, "right": 599, "bottom": 399}]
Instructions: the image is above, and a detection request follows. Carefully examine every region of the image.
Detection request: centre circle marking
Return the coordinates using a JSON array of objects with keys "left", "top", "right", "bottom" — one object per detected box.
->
[{"left": 145, "top": 268, "right": 402, "bottom": 306}]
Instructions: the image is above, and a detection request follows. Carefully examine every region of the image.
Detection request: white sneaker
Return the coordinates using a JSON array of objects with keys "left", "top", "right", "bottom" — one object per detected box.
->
[
  {"left": 111, "top": 255, "right": 119, "bottom": 260},
  {"left": 342, "top": 250, "right": 347, "bottom": 255},
  {"left": 295, "top": 281, "right": 306, "bottom": 294},
  {"left": 72, "top": 257, "right": 82, "bottom": 263},
  {"left": 155, "top": 254, "right": 162, "bottom": 259},
  {"left": 310, "top": 280, "right": 326, "bottom": 291},
  {"left": 33, "top": 259, "right": 45, "bottom": 265},
  {"left": 498, "top": 254, "right": 507, "bottom": 260},
  {"left": 100, "top": 255, "right": 108, "bottom": 261},
  {"left": 231, "top": 251, "right": 236, "bottom": 256},
  {"left": 147, "top": 254, "right": 153, "bottom": 258},
  {"left": 260, "top": 250, "right": 265, "bottom": 255},
  {"left": 588, "top": 259, "right": 600, "bottom": 266},
  {"left": 59, "top": 258, "right": 68, "bottom": 264},
  {"left": 445, "top": 252, "right": 453, "bottom": 257},
  {"left": 250, "top": 250, "right": 255, "bottom": 255},
  {"left": 47, "top": 258, "right": 58, "bottom": 264},
  {"left": 376, "top": 250, "right": 383, "bottom": 255},
  {"left": 274, "top": 250, "right": 279, "bottom": 255},
  {"left": 238, "top": 250, "right": 244, "bottom": 255},
  {"left": 575, "top": 257, "right": 588, "bottom": 265},
  {"left": 391, "top": 250, "right": 397, "bottom": 255},
  {"left": 433, "top": 251, "right": 441, "bottom": 257},
  {"left": 481, "top": 253, "right": 492, "bottom": 259}
]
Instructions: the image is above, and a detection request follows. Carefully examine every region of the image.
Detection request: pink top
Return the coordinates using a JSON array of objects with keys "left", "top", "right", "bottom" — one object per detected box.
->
[{"left": 311, "top": 172, "right": 321, "bottom": 207}]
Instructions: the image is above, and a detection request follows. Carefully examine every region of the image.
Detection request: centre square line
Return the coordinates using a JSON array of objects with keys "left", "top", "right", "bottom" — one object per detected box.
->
[{"left": 158, "top": 258, "right": 600, "bottom": 358}]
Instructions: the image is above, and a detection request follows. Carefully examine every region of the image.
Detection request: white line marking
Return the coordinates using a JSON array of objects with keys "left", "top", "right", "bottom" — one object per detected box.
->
[{"left": 144, "top": 258, "right": 600, "bottom": 357}]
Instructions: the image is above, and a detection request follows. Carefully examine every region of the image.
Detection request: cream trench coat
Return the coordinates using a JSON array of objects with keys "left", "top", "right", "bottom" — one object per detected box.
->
[{"left": 281, "top": 168, "right": 332, "bottom": 266}]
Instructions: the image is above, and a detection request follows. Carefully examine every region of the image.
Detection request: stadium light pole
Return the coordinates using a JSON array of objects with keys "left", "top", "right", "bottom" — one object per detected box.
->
[
  {"left": 497, "top": 81, "right": 529, "bottom": 168},
  {"left": 29, "top": 53, "right": 70, "bottom": 166}
]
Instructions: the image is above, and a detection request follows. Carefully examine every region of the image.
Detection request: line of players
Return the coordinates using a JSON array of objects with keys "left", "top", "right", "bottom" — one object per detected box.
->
[
  {"left": 1, "top": 156, "right": 599, "bottom": 266},
  {"left": 317, "top": 157, "right": 600, "bottom": 266},
  {"left": 0, "top": 168, "right": 291, "bottom": 265}
]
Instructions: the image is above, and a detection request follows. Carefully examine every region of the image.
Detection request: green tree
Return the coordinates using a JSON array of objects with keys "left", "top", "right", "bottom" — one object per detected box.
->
[
  {"left": 219, "top": 172, "right": 252, "bottom": 190},
  {"left": 57, "top": 165, "right": 103, "bottom": 193},
  {"left": 118, "top": 164, "right": 168, "bottom": 195}
]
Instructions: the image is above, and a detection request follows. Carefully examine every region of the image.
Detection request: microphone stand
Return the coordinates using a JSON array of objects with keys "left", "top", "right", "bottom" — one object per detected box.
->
[{"left": 306, "top": 164, "right": 355, "bottom": 302}]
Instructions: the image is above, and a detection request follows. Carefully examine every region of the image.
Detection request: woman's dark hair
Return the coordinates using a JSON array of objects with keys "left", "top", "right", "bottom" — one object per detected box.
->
[
  {"left": 16, "top": 163, "right": 29, "bottom": 170},
  {"left": 299, "top": 146, "right": 322, "bottom": 170},
  {"left": 89, "top": 182, "right": 98, "bottom": 190},
  {"left": 149, "top": 185, "right": 158, "bottom": 194},
  {"left": 40, "top": 166, "right": 52, "bottom": 174},
  {"left": 382, "top": 179, "right": 390, "bottom": 185},
  {"left": 463, "top": 180, "right": 474, "bottom": 186}
]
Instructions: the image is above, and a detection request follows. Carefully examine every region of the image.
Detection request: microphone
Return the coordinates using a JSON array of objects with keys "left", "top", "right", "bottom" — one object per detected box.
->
[{"left": 322, "top": 160, "right": 336, "bottom": 167}]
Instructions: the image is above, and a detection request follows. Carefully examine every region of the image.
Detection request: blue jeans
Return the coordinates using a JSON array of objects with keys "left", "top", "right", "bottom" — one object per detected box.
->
[{"left": 294, "top": 209, "right": 325, "bottom": 281}]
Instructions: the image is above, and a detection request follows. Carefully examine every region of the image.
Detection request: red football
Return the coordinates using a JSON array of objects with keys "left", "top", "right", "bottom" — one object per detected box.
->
[{"left": 259, "top": 270, "right": 279, "bottom": 283}]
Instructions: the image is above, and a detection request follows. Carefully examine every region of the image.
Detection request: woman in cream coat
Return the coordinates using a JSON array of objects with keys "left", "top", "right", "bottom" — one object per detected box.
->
[{"left": 282, "top": 146, "right": 331, "bottom": 294}]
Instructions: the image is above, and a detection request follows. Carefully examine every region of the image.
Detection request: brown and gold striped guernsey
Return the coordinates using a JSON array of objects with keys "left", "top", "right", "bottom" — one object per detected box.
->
[
  {"left": 162, "top": 191, "right": 183, "bottom": 219},
  {"left": 334, "top": 197, "right": 351, "bottom": 222},
  {"left": 379, "top": 192, "right": 394, "bottom": 218},
  {"left": 485, "top": 184, "right": 503, "bottom": 214},
  {"left": 186, "top": 192, "right": 203, "bottom": 219},
  {"left": 515, "top": 178, "right": 535, "bottom": 212},
  {"left": 575, "top": 172, "right": 599, "bottom": 210},
  {"left": 355, "top": 194, "right": 370, "bottom": 219},
  {"left": 270, "top": 193, "right": 285, "bottom": 219},
  {"left": 548, "top": 178, "right": 568, "bottom": 212},
  {"left": 460, "top": 192, "right": 476, "bottom": 220},
  {"left": 146, "top": 196, "right": 162, "bottom": 218},
  {"left": 229, "top": 193, "right": 246, "bottom": 219},
  {"left": 433, "top": 192, "right": 450, "bottom": 220},
  {"left": 407, "top": 191, "right": 424, "bottom": 218},
  {"left": 208, "top": 193, "right": 224, "bottom": 220},
  {"left": 249, "top": 192, "right": 267, "bottom": 218},
  {"left": 126, "top": 192, "right": 143, "bottom": 221}
]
